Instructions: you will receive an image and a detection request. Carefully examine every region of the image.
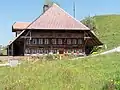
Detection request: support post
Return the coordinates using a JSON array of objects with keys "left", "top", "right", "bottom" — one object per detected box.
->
[
  {"left": 83, "top": 31, "right": 86, "bottom": 56},
  {"left": 12, "top": 44, "right": 13, "bottom": 56},
  {"left": 24, "top": 39, "right": 26, "bottom": 56}
]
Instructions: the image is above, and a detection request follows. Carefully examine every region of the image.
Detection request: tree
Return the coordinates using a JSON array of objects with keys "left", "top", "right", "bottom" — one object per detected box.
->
[{"left": 82, "top": 16, "right": 97, "bottom": 32}]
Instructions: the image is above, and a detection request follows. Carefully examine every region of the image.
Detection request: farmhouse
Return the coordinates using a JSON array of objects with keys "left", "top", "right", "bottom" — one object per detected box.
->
[{"left": 7, "top": 3, "right": 103, "bottom": 56}]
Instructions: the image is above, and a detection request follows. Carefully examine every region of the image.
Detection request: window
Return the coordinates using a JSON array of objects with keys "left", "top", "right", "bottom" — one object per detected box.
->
[
  {"left": 26, "top": 39, "right": 31, "bottom": 45},
  {"left": 25, "top": 48, "right": 31, "bottom": 54},
  {"left": 74, "top": 49, "right": 77, "bottom": 53},
  {"left": 38, "top": 39, "right": 43, "bottom": 44},
  {"left": 68, "top": 49, "right": 72, "bottom": 53},
  {"left": 78, "top": 39, "right": 82, "bottom": 44},
  {"left": 78, "top": 49, "right": 83, "bottom": 53},
  {"left": 37, "top": 49, "right": 43, "bottom": 54},
  {"left": 44, "top": 39, "right": 49, "bottom": 44},
  {"left": 31, "top": 49, "right": 37, "bottom": 54},
  {"left": 67, "top": 39, "right": 71, "bottom": 44},
  {"left": 32, "top": 39, "right": 37, "bottom": 45},
  {"left": 58, "top": 39, "right": 63, "bottom": 44},
  {"left": 72, "top": 39, "right": 77, "bottom": 44},
  {"left": 52, "top": 39, "right": 57, "bottom": 44},
  {"left": 44, "top": 49, "right": 49, "bottom": 54},
  {"left": 52, "top": 49, "right": 57, "bottom": 54}
]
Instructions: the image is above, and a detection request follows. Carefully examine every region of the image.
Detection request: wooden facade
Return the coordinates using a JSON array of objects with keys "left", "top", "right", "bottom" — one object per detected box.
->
[
  {"left": 24, "top": 30, "right": 85, "bottom": 55},
  {"left": 8, "top": 30, "right": 85, "bottom": 56}
]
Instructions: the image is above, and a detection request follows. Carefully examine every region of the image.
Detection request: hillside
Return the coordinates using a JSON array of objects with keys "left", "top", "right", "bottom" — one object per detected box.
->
[
  {"left": 93, "top": 15, "right": 120, "bottom": 50},
  {"left": 0, "top": 53, "right": 120, "bottom": 90}
]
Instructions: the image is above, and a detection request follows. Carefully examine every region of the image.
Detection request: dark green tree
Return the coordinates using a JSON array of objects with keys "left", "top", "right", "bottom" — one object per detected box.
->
[{"left": 82, "top": 16, "right": 97, "bottom": 32}]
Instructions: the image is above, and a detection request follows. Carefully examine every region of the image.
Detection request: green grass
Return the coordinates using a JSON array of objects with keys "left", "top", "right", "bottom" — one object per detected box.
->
[
  {"left": 93, "top": 15, "right": 120, "bottom": 50},
  {"left": 0, "top": 53, "right": 120, "bottom": 90}
]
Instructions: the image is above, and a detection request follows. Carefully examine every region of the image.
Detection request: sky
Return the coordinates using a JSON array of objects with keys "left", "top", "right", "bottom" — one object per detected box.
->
[{"left": 0, "top": 0, "right": 120, "bottom": 45}]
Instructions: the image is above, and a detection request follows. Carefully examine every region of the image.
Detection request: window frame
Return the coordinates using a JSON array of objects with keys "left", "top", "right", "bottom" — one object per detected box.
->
[
  {"left": 32, "top": 38, "right": 37, "bottom": 45},
  {"left": 58, "top": 39, "right": 63, "bottom": 45},
  {"left": 44, "top": 39, "right": 49, "bottom": 45},
  {"left": 38, "top": 39, "right": 43, "bottom": 45},
  {"left": 78, "top": 39, "right": 83, "bottom": 45}
]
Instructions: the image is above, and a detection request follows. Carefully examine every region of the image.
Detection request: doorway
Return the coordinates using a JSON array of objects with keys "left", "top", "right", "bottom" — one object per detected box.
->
[{"left": 85, "top": 46, "right": 93, "bottom": 56}]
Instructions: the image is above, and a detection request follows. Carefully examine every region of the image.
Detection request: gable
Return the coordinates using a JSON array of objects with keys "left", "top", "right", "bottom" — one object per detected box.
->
[{"left": 27, "top": 4, "right": 90, "bottom": 30}]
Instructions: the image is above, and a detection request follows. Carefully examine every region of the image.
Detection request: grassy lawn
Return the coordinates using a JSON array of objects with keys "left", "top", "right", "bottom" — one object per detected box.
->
[{"left": 0, "top": 53, "right": 120, "bottom": 90}]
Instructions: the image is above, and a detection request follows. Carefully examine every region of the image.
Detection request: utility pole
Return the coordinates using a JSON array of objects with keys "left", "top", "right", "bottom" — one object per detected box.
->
[{"left": 73, "top": 2, "right": 76, "bottom": 18}]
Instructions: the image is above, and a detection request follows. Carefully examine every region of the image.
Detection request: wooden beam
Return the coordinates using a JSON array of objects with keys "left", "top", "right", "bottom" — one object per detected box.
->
[{"left": 12, "top": 44, "right": 13, "bottom": 56}]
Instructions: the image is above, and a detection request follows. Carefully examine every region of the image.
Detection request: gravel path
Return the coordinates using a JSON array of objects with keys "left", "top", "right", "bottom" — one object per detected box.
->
[{"left": 72, "top": 46, "right": 120, "bottom": 60}]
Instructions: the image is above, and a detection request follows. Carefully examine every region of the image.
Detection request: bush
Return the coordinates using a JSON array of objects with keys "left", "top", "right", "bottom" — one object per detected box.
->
[{"left": 102, "top": 77, "right": 120, "bottom": 90}]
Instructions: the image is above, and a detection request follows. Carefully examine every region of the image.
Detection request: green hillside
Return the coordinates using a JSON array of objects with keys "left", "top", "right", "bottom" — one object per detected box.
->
[{"left": 93, "top": 15, "right": 120, "bottom": 50}]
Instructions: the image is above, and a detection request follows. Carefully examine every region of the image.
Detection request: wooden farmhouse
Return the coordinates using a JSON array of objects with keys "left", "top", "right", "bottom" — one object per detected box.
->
[{"left": 7, "top": 3, "right": 103, "bottom": 56}]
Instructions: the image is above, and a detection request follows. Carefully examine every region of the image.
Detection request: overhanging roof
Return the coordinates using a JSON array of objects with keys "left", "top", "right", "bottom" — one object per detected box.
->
[
  {"left": 27, "top": 4, "right": 90, "bottom": 30},
  {"left": 12, "top": 3, "right": 90, "bottom": 31},
  {"left": 12, "top": 22, "right": 30, "bottom": 32}
]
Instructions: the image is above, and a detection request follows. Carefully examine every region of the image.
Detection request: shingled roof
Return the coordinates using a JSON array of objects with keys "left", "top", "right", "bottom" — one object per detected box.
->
[
  {"left": 12, "top": 3, "right": 90, "bottom": 31},
  {"left": 27, "top": 3, "right": 90, "bottom": 30},
  {"left": 12, "top": 22, "right": 30, "bottom": 32}
]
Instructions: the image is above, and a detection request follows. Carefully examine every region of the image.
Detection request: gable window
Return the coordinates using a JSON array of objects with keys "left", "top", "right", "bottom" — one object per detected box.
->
[
  {"left": 52, "top": 39, "right": 57, "bottom": 44},
  {"left": 38, "top": 39, "right": 43, "bottom": 44},
  {"left": 58, "top": 39, "right": 63, "bottom": 44},
  {"left": 78, "top": 39, "right": 82, "bottom": 44},
  {"left": 72, "top": 39, "right": 77, "bottom": 44},
  {"left": 67, "top": 39, "right": 71, "bottom": 45},
  {"left": 32, "top": 39, "right": 37, "bottom": 45},
  {"left": 44, "top": 39, "right": 49, "bottom": 44}
]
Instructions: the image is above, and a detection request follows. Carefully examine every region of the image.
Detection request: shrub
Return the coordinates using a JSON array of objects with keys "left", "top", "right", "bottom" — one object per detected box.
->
[{"left": 102, "top": 77, "right": 120, "bottom": 90}]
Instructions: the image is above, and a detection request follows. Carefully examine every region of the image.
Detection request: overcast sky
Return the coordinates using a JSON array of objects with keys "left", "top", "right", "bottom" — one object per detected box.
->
[{"left": 0, "top": 0, "right": 120, "bottom": 45}]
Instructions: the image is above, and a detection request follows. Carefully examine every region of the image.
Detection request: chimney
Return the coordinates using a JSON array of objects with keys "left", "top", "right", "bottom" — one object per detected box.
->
[{"left": 43, "top": 4, "right": 50, "bottom": 13}]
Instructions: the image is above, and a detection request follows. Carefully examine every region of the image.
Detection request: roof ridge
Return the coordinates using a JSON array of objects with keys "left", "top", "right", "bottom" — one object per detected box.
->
[
  {"left": 53, "top": 3, "right": 90, "bottom": 30},
  {"left": 27, "top": 3, "right": 90, "bottom": 30}
]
